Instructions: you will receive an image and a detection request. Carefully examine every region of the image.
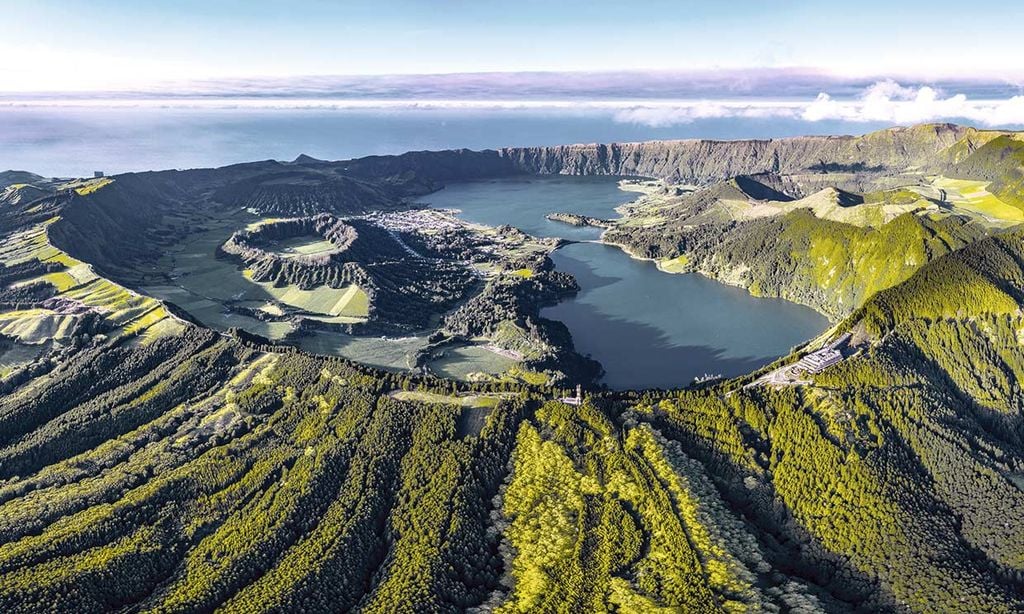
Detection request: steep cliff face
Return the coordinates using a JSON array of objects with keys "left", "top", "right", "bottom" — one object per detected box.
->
[
  {"left": 265, "top": 124, "right": 977, "bottom": 191},
  {"left": 48, "top": 173, "right": 191, "bottom": 278},
  {"left": 497, "top": 123, "right": 972, "bottom": 183}
]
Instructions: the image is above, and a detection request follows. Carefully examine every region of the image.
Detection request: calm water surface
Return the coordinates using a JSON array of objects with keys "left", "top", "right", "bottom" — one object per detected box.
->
[
  {"left": 544, "top": 242, "right": 827, "bottom": 389},
  {"left": 429, "top": 176, "right": 828, "bottom": 390}
]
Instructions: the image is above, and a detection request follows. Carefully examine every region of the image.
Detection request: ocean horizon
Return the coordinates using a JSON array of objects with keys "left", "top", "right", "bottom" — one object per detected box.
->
[
  {"left": 0, "top": 105, "right": 904, "bottom": 178},
  {"left": 6, "top": 70, "right": 1024, "bottom": 177}
]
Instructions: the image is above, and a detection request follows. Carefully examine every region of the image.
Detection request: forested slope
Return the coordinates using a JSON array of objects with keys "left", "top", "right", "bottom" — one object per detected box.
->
[
  {"left": 0, "top": 332, "right": 525, "bottom": 612},
  {"left": 609, "top": 208, "right": 987, "bottom": 319}
]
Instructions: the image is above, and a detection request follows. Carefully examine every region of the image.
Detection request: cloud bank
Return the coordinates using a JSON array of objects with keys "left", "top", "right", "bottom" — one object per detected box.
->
[
  {"left": 613, "top": 80, "right": 1024, "bottom": 127},
  {"left": 3, "top": 76, "right": 1024, "bottom": 128}
]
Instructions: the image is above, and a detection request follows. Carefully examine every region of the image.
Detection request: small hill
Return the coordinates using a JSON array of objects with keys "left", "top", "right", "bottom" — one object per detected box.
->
[
  {"left": 852, "top": 227, "right": 1024, "bottom": 336},
  {"left": 0, "top": 170, "right": 47, "bottom": 189},
  {"left": 291, "top": 153, "right": 325, "bottom": 165},
  {"left": 0, "top": 184, "right": 51, "bottom": 206},
  {"left": 731, "top": 174, "right": 796, "bottom": 201},
  {"left": 212, "top": 169, "right": 396, "bottom": 216},
  {"left": 945, "top": 134, "right": 1024, "bottom": 212}
]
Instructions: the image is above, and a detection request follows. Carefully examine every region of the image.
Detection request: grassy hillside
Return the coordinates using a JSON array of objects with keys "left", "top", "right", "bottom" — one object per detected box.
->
[
  {"left": 608, "top": 208, "right": 987, "bottom": 319},
  {"left": 947, "top": 135, "right": 1024, "bottom": 212},
  {"left": 604, "top": 126, "right": 1024, "bottom": 321}
]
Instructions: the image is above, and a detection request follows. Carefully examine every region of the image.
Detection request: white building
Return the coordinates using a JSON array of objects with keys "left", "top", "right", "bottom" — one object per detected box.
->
[
  {"left": 795, "top": 348, "right": 842, "bottom": 374},
  {"left": 561, "top": 385, "right": 583, "bottom": 406}
]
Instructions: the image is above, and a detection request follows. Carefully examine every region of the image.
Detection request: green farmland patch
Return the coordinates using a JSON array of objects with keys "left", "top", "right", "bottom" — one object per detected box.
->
[
  {"left": 0, "top": 309, "right": 80, "bottom": 344},
  {"left": 428, "top": 344, "right": 519, "bottom": 380},
  {"left": 255, "top": 282, "right": 369, "bottom": 318},
  {"left": 272, "top": 236, "right": 337, "bottom": 259},
  {"left": 0, "top": 339, "right": 44, "bottom": 377},
  {"left": 932, "top": 176, "right": 1024, "bottom": 224},
  {"left": 297, "top": 332, "right": 427, "bottom": 370}
]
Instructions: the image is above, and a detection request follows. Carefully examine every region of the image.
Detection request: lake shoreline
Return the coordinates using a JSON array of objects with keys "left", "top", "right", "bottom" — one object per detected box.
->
[
  {"left": 542, "top": 240, "right": 828, "bottom": 390},
  {"left": 419, "top": 175, "right": 828, "bottom": 389},
  {"left": 586, "top": 179, "right": 840, "bottom": 324}
]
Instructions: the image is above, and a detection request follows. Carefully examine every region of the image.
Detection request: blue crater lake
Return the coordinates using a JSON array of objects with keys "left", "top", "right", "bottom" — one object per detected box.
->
[{"left": 420, "top": 176, "right": 829, "bottom": 390}]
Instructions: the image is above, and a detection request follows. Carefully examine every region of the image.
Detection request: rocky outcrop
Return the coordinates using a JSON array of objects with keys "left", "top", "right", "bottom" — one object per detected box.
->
[{"left": 545, "top": 212, "right": 611, "bottom": 228}]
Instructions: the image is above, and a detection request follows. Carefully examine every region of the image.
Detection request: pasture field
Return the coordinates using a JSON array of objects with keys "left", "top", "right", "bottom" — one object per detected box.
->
[
  {"left": 303, "top": 314, "right": 366, "bottom": 326},
  {"left": 0, "top": 341, "right": 43, "bottom": 378},
  {"left": 389, "top": 389, "right": 506, "bottom": 408},
  {"left": 256, "top": 283, "right": 369, "bottom": 318},
  {"left": 41, "top": 271, "right": 80, "bottom": 292},
  {"left": 140, "top": 291, "right": 293, "bottom": 340},
  {"left": 0, "top": 223, "right": 57, "bottom": 264},
  {"left": 931, "top": 176, "right": 1024, "bottom": 224},
  {"left": 658, "top": 254, "right": 690, "bottom": 273},
  {"left": 63, "top": 278, "right": 157, "bottom": 326},
  {"left": 297, "top": 332, "right": 427, "bottom": 370},
  {"left": 131, "top": 315, "right": 187, "bottom": 343},
  {"left": 509, "top": 268, "right": 534, "bottom": 278},
  {"left": 0, "top": 309, "right": 80, "bottom": 344},
  {"left": 65, "top": 263, "right": 99, "bottom": 285},
  {"left": 11, "top": 263, "right": 97, "bottom": 294},
  {"left": 123, "top": 306, "right": 175, "bottom": 336},
  {"left": 0, "top": 219, "right": 181, "bottom": 341},
  {"left": 428, "top": 343, "right": 519, "bottom": 380},
  {"left": 746, "top": 188, "right": 926, "bottom": 227},
  {"left": 273, "top": 236, "right": 336, "bottom": 259},
  {"left": 504, "top": 366, "right": 551, "bottom": 386},
  {"left": 69, "top": 177, "right": 113, "bottom": 196}
]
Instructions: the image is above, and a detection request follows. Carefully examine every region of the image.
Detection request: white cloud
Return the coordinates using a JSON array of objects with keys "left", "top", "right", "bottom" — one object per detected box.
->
[
  {"left": 802, "top": 80, "right": 1024, "bottom": 125},
  {"left": 3, "top": 79, "right": 1024, "bottom": 128},
  {"left": 612, "top": 80, "right": 1024, "bottom": 127},
  {"left": 802, "top": 81, "right": 968, "bottom": 123},
  {"left": 612, "top": 103, "right": 731, "bottom": 127},
  {"left": 611, "top": 102, "right": 800, "bottom": 127}
]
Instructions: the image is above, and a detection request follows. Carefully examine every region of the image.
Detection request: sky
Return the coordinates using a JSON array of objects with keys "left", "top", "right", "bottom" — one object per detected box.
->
[
  {"left": 5, "top": 0, "right": 1024, "bottom": 176},
  {"left": 5, "top": 0, "right": 1024, "bottom": 91}
]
